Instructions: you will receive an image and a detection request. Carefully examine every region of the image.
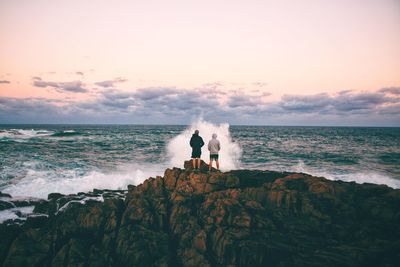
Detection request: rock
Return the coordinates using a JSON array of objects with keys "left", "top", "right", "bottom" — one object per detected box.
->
[
  {"left": 13, "top": 198, "right": 47, "bottom": 208},
  {"left": 0, "top": 200, "right": 15, "bottom": 211},
  {"left": 32, "top": 200, "right": 49, "bottom": 214},
  {"left": 47, "top": 192, "right": 65, "bottom": 200},
  {"left": 1, "top": 163, "right": 399, "bottom": 266},
  {"left": 184, "top": 159, "right": 218, "bottom": 172},
  {"left": 0, "top": 191, "right": 12, "bottom": 198},
  {"left": 2, "top": 227, "right": 52, "bottom": 266}
]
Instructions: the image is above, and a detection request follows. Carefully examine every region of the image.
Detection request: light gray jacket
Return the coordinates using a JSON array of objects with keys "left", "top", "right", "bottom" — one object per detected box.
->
[{"left": 208, "top": 137, "right": 220, "bottom": 155}]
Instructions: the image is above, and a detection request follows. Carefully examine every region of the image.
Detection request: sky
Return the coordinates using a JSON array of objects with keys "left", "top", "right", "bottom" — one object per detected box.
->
[{"left": 0, "top": 0, "right": 399, "bottom": 126}]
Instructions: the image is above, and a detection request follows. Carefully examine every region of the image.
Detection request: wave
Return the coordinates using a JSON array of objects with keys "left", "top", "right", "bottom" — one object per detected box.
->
[
  {"left": 265, "top": 160, "right": 400, "bottom": 189},
  {"left": 51, "top": 130, "right": 81, "bottom": 137},
  {"left": 331, "top": 172, "right": 400, "bottom": 188},
  {"left": 2, "top": 163, "right": 166, "bottom": 199},
  {"left": 0, "top": 129, "right": 54, "bottom": 140},
  {"left": 2, "top": 120, "right": 243, "bottom": 198},
  {"left": 0, "top": 206, "right": 35, "bottom": 224},
  {"left": 1, "top": 121, "right": 399, "bottom": 199},
  {"left": 0, "top": 129, "right": 83, "bottom": 140},
  {"left": 167, "top": 119, "right": 242, "bottom": 171}
]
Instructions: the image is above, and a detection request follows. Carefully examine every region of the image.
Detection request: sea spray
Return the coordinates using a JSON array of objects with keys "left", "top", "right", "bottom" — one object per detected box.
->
[
  {"left": 1, "top": 124, "right": 399, "bottom": 199},
  {"left": 276, "top": 159, "right": 400, "bottom": 188},
  {"left": 3, "top": 120, "right": 242, "bottom": 198},
  {"left": 2, "top": 162, "right": 165, "bottom": 199},
  {"left": 167, "top": 119, "right": 242, "bottom": 171}
]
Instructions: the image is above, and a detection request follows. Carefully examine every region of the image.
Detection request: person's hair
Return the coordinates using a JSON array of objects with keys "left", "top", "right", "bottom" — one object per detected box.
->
[
  {"left": 212, "top": 133, "right": 217, "bottom": 138},
  {"left": 194, "top": 130, "right": 199, "bottom": 135}
]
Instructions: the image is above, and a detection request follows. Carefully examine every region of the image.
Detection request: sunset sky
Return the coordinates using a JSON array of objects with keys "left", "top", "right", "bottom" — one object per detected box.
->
[{"left": 0, "top": 0, "right": 399, "bottom": 125}]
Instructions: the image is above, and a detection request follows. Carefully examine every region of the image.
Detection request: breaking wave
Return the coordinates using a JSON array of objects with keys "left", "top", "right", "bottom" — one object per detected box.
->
[
  {"left": 167, "top": 119, "right": 242, "bottom": 171},
  {"left": 1, "top": 122, "right": 399, "bottom": 199},
  {"left": 51, "top": 130, "right": 81, "bottom": 137},
  {"left": 0, "top": 129, "right": 82, "bottom": 140},
  {"left": 2, "top": 162, "right": 166, "bottom": 199}
]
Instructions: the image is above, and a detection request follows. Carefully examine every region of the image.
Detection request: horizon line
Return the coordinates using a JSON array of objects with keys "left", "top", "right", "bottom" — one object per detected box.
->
[{"left": 0, "top": 123, "right": 399, "bottom": 128}]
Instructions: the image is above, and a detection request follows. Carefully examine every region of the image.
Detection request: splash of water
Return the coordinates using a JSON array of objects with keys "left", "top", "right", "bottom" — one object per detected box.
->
[
  {"left": 167, "top": 119, "right": 242, "bottom": 171},
  {"left": 3, "top": 120, "right": 241, "bottom": 198},
  {"left": 2, "top": 162, "right": 165, "bottom": 199}
]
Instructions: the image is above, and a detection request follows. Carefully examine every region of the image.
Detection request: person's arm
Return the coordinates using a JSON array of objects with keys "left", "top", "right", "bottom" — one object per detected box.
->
[
  {"left": 200, "top": 138, "right": 204, "bottom": 147},
  {"left": 217, "top": 141, "right": 221, "bottom": 151},
  {"left": 208, "top": 141, "right": 211, "bottom": 151},
  {"left": 190, "top": 137, "right": 193, "bottom": 147}
]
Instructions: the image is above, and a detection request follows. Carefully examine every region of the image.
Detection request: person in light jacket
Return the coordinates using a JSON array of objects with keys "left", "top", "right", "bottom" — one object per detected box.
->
[{"left": 208, "top": 133, "right": 220, "bottom": 171}]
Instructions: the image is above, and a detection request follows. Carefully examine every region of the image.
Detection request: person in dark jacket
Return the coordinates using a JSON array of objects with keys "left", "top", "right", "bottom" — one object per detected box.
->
[{"left": 190, "top": 129, "right": 204, "bottom": 170}]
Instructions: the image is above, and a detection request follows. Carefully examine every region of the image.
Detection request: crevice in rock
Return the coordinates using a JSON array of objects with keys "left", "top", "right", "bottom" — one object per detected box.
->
[
  {"left": 162, "top": 174, "right": 181, "bottom": 267},
  {"left": 108, "top": 199, "right": 126, "bottom": 266},
  {"left": 62, "top": 241, "right": 71, "bottom": 267},
  {"left": 45, "top": 228, "right": 57, "bottom": 267},
  {"left": 0, "top": 225, "right": 20, "bottom": 267},
  {"left": 1, "top": 163, "right": 400, "bottom": 267},
  {"left": 204, "top": 227, "right": 218, "bottom": 267}
]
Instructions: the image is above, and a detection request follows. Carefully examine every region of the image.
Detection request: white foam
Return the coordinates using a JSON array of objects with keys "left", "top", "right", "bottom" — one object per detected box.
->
[
  {"left": 0, "top": 210, "right": 20, "bottom": 223},
  {"left": 167, "top": 119, "right": 242, "bottom": 171},
  {"left": 266, "top": 160, "right": 400, "bottom": 189},
  {"left": 2, "top": 121, "right": 398, "bottom": 200},
  {"left": 2, "top": 119, "right": 242, "bottom": 198},
  {"left": 0, "top": 206, "right": 35, "bottom": 223},
  {"left": 17, "top": 129, "right": 54, "bottom": 137},
  {"left": 2, "top": 163, "right": 165, "bottom": 199},
  {"left": 0, "top": 129, "right": 54, "bottom": 140},
  {"left": 326, "top": 172, "right": 400, "bottom": 188},
  {"left": 57, "top": 196, "right": 104, "bottom": 214}
]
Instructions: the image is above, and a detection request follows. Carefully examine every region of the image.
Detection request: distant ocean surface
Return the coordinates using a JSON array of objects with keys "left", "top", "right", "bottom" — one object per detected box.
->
[{"left": 1, "top": 122, "right": 399, "bottom": 198}]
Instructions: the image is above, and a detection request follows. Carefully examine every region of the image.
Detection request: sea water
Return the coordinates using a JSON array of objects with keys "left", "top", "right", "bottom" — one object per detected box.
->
[{"left": 0, "top": 121, "right": 399, "bottom": 198}]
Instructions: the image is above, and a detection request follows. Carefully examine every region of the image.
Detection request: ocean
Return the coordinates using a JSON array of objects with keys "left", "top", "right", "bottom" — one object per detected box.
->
[{"left": 1, "top": 121, "right": 399, "bottom": 198}]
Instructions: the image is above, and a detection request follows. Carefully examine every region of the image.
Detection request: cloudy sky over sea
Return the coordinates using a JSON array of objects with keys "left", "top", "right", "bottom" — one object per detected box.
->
[{"left": 0, "top": 0, "right": 399, "bottom": 125}]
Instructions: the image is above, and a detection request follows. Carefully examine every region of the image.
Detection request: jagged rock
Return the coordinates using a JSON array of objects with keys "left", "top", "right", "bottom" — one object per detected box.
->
[
  {"left": 184, "top": 159, "right": 219, "bottom": 172},
  {"left": 0, "top": 200, "right": 15, "bottom": 211},
  {"left": 1, "top": 161, "right": 399, "bottom": 267},
  {"left": 0, "top": 191, "right": 12, "bottom": 198},
  {"left": 47, "top": 193, "right": 65, "bottom": 201}
]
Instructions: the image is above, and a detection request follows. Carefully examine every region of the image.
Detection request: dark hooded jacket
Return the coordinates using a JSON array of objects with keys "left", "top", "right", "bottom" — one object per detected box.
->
[{"left": 190, "top": 134, "right": 204, "bottom": 151}]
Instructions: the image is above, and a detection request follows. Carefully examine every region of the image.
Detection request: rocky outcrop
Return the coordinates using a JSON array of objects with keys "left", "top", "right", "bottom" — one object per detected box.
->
[{"left": 1, "top": 161, "right": 399, "bottom": 266}]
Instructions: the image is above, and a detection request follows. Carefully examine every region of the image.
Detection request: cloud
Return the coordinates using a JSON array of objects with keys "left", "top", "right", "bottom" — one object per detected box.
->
[
  {"left": 280, "top": 93, "right": 331, "bottom": 112},
  {"left": 78, "top": 87, "right": 227, "bottom": 119},
  {"left": 33, "top": 80, "right": 59, "bottom": 88},
  {"left": 0, "top": 97, "right": 70, "bottom": 123},
  {"left": 380, "top": 87, "right": 400, "bottom": 95},
  {"left": 133, "top": 87, "right": 179, "bottom": 101},
  {"left": 227, "top": 94, "right": 264, "bottom": 108},
  {"left": 0, "top": 80, "right": 11, "bottom": 84},
  {"left": 201, "top": 82, "right": 224, "bottom": 90},
  {"left": 334, "top": 92, "right": 392, "bottom": 112},
  {"left": 76, "top": 71, "right": 84, "bottom": 76},
  {"left": 278, "top": 91, "right": 399, "bottom": 115},
  {"left": 338, "top": 89, "right": 353, "bottom": 95},
  {"left": 252, "top": 82, "right": 268, "bottom": 87},
  {"left": 33, "top": 79, "right": 88, "bottom": 93},
  {"left": 95, "top": 77, "right": 127, "bottom": 88},
  {"left": 61, "top": 81, "right": 87, "bottom": 93},
  {"left": 0, "top": 86, "right": 399, "bottom": 126}
]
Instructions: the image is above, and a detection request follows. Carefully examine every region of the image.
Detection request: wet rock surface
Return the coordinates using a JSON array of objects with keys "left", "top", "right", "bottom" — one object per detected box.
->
[{"left": 1, "top": 161, "right": 399, "bottom": 267}]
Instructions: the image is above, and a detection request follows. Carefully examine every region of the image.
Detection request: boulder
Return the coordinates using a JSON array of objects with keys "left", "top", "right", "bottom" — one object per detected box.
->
[{"left": 1, "top": 163, "right": 399, "bottom": 266}]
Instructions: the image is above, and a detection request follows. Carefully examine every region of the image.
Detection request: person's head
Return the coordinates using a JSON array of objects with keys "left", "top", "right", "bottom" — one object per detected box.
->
[
  {"left": 194, "top": 130, "right": 199, "bottom": 135},
  {"left": 212, "top": 133, "right": 217, "bottom": 139}
]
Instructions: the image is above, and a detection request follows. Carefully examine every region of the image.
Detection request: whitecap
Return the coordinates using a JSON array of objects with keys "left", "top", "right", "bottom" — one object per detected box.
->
[{"left": 167, "top": 118, "right": 242, "bottom": 171}]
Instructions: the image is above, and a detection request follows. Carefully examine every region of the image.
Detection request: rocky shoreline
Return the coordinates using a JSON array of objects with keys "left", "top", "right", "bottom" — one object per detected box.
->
[{"left": 1, "top": 161, "right": 399, "bottom": 266}]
